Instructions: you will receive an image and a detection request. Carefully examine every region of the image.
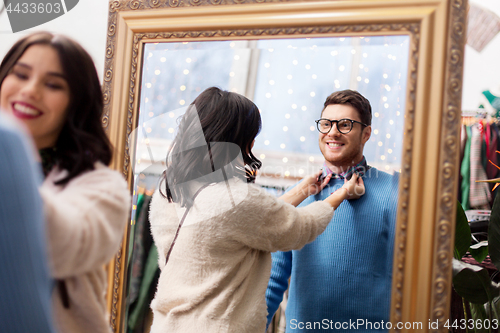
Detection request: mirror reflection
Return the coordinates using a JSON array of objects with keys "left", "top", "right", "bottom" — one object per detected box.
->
[{"left": 125, "top": 35, "right": 409, "bottom": 332}]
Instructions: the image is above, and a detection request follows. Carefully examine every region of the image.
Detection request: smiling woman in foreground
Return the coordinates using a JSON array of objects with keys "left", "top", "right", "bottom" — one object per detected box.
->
[{"left": 0, "top": 32, "right": 131, "bottom": 333}]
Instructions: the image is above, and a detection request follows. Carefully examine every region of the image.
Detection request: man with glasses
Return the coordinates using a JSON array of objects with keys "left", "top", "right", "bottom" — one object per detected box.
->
[{"left": 265, "top": 90, "right": 399, "bottom": 332}]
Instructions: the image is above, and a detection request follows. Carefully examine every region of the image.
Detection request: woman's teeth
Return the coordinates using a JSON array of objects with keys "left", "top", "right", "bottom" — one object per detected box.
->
[{"left": 13, "top": 103, "right": 40, "bottom": 116}]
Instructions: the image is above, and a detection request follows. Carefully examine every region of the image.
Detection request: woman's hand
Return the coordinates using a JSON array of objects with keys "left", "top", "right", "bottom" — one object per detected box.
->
[
  {"left": 301, "top": 169, "right": 332, "bottom": 196},
  {"left": 279, "top": 169, "right": 332, "bottom": 207},
  {"left": 341, "top": 173, "right": 365, "bottom": 199},
  {"left": 324, "top": 173, "right": 365, "bottom": 209}
]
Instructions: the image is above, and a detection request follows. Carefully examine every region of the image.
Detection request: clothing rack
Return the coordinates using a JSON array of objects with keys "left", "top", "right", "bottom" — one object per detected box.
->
[
  {"left": 459, "top": 113, "right": 500, "bottom": 211},
  {"left": 462, "top": 109, "right": 497, "bottom": 126},
  {"left": 462, "top": 109, "right": 489, "bottom": 117},
  {"left": 134, "top": 170, "right": 289, "bottom": 193}
]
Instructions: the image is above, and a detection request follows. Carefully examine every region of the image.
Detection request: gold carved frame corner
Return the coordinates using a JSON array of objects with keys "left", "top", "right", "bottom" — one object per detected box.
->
[{"left": 104, "top": 1, "right": 467, "bottom": 332}]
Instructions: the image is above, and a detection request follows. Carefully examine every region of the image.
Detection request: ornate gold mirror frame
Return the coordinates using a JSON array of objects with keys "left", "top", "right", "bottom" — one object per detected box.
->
[{"left": 103, "top": 0, "right": 467, "bottom": 332}]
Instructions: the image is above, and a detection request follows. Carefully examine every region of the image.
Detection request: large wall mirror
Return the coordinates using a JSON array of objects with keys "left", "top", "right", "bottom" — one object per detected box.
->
[
  {"left": 134, "top": 36, "right": 408, "bottom": 190},
  {"left": 104, "top": 0, "right": 467, "bottom": 332}
]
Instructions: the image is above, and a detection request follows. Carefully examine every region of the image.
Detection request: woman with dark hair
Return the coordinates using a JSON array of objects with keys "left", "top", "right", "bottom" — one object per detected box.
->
[
  {"left": 149, "top": 87, "right": 364, "bottom": 332},
  {"left": 0, "top": 32, "right": 130, "bottom": 333}
]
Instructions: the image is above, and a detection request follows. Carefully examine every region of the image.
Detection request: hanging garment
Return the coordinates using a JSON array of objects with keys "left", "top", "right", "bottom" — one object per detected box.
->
[
  {"left": 128, "top": 195, "right": 153, "bottom": 307},
  {"left": 461, "top": 124, "right": 468, "bottom": 161},
  {"left": 485, "top": 123, "right": 491, "bottom": 161},
  {"left": 490, "top": 123, "right": 500, "bottom": 202},
  {"left": 482, "top": 124, "right": 488, "bottom": 170},
  {"left": 469, "top": 124, "right": 491, "bottom": 209},
  {"left": 487, "top": 123, "right": 499, "bottom": 191},
  {"left": 458, "top": 124, "right": 468, "bottom": 202},
  {"left": 127, "top": 193, "right": 147, "bottom": 304},
  {"left": 127, "top": 192, "right": 145, "bottom": 270},
  {"left": 461, "top": 126, "right": 472, "bottom": 210},
  {"left": 128, "top": 244, "right": 160, "bottom": 333}
]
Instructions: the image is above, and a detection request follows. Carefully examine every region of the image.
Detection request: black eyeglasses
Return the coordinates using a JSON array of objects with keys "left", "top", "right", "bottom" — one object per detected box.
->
[{"left": 315, "top": 118, "right": 368, "bottom": 134}]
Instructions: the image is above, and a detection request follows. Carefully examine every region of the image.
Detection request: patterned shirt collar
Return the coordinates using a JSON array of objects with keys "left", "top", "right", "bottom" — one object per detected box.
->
[{"left": 323, "top": 156, "right": 370, "bottom": 179}]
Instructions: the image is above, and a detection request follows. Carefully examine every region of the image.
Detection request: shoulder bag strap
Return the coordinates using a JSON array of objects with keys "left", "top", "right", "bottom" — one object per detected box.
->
[{"left": 164, "top": 183, "right": 212, "bottom": 267}]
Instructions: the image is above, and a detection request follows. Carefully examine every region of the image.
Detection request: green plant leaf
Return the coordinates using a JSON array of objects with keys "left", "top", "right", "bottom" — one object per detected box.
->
[
  {"left": 489, "top": 194, "right": 500, "bottom": 271},
  {"left": 469, "top": 302, "right": 489, "bottom": 333},
  {"left": 470, "top": 241, "right": 489, "bottom": 263},
  {"left": 452, "top": 259, "right": 500, "bottom": 304},
  {"left": 456, "top": 200, "right": 472, "bottom": 259}
]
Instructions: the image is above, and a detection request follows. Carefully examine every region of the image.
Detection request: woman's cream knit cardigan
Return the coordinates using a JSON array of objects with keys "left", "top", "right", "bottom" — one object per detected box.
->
[
  {"left": 149, "top": 177, "right": 334, "bottom": 333},
  {"left": 40, "top": 163, "right": 130, "bottom": 333}
]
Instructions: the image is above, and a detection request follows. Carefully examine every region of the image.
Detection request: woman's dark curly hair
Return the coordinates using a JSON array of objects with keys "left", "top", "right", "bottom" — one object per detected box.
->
[
  {"left": 160, "top": 87, "right": 262, "bottom": 207},
  {"left": 0, "top": 32, "right": 112, "bottom": 185}
]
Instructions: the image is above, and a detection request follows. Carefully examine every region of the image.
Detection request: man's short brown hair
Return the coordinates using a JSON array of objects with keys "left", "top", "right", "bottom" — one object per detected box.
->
[{"left": 322, "top": 90, "right": 372, "bottom": 126}]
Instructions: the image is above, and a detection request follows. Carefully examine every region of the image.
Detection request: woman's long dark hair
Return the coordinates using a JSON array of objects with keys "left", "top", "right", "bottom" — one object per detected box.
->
[
  {"left": 160, "top": 87, "right": 262, "bottom": 207},
  {"left": 0, "top": 32, "right": 112, "bottom": 185}
]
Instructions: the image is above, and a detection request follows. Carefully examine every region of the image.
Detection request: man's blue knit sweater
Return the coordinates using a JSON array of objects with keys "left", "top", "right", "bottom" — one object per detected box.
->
[{"left": 266, "top": 167, "right": 399, "bottom": 332}]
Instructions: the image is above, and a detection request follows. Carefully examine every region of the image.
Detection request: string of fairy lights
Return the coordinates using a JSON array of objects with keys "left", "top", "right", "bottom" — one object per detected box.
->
[{"left": 133, "top": 36, "right": 409, "bottom": 185}]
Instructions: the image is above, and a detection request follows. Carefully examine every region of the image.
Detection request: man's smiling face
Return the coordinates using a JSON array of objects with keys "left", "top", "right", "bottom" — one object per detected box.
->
[{"left": 318, "top": 103, "right": 371, "bottom": 173}]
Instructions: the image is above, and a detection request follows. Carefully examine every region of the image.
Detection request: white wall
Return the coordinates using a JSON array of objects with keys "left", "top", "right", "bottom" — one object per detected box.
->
[
  {"left": 462, "top": 0, "right": 500, "bottom": 110},
  {"left": 0, "top": 0, "right": 109, "bottom": 81},
  {"left": 0, "top": 0, "right": 498, "bottom": 109}
]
